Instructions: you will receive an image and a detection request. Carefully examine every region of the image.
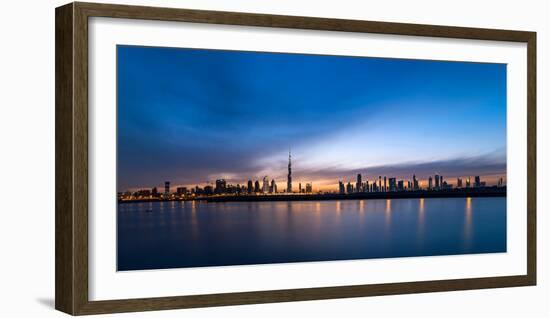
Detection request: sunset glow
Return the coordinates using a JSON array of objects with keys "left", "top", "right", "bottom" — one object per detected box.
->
[{"left": 117, "top": 45, "right": 506, "bottom": 193}]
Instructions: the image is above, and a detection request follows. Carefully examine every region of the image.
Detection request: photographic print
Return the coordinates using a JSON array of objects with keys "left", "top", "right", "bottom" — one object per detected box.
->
[{"left": 116, "top": 45, "right": 507, "bottom": 271}]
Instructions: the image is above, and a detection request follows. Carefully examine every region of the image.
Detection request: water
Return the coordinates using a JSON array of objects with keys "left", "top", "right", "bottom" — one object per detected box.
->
[{"left": 117, "top": 197, "right": 506, "bottom": 271}]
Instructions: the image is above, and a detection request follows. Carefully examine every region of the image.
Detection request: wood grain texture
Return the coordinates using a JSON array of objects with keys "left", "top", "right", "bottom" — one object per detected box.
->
[
  {"left": 73, "top": 2, "right": 90, "bottom": 313},
  {"left": 75, "top": 276, "right": 533, "bottom": 315},
  {"left": 55, "top": 2, "right": 75, "bottom": 315},
  {"left": 75, "top": 1, "right": 534, "bottom": 42},
  {"left": 55, "top": 2, "right": 537, "bottom": 315},
  {"left": 526, "top": 32, "right": 537, "bottom": 285}
]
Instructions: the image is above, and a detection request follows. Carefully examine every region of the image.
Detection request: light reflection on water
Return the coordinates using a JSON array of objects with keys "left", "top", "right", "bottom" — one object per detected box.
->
[
  {"left": 117, "top": 197, "right": 506, "bottom": 271},
  {"left": 384, "top": 199, "right": 392, "bottom": 229},
  {"left": 464, "top": 197, "right": 473, "bottom": 249}
]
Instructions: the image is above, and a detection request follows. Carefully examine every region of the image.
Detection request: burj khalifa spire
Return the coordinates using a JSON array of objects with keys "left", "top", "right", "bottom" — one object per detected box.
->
[{"left": 287, "top": 149, "right": 292, "bottom": 193}]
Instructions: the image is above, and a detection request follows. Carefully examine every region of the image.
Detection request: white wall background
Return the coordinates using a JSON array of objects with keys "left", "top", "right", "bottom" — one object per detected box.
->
[{"left": 0, "top": 0, "right": 547, "bottom": 316}]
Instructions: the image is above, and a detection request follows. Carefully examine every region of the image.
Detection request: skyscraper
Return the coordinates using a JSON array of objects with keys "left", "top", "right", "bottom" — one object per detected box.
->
[
  {"left": 339, "top": 181, "right": 345, "bottom": 194},
  {"left": 378, "top": 176, "right": 382, "bottom": 192},
  {"left": 215, "top": 179, "right": 226, "bottom": 194},
  {"left": 305, "top": 183, "right": 312, "bottom": 193},
  {"left": 413, "top": 175, "right": 419, "bottom": 190},
  {"left": 397, "top": 180, "right": 404, "bottom": 191},
  {"left": 475, "top": 176, "right": 481, "bottom": 188},
  {"left": 389, "top": 178, "right": 397, "bottom": 192},
  {"left": 457, "top": 178, "right": 463, "bottom": 188},
  {"left": 428, "top": 176, "right": 433, "bottom": 190},
  {"left": 356, "top": 174, "right": 362, "bottom": 193},
  {"left": 254, "top": 180, "right": 260, "bottom": 193},
  {"left": 287, "top": 149, "right": 292, "bottom": 193},
  {"left": 164, "top": 181, "right": 170, "bottom": 197},
  {"left": 271, "top": 179, "right": 277, "bottom": 193},
  {"left": 434, "top": 174, "right": 440, "bottom": 190},
  {"left": 247, "top": 180, "right": 253, "bottom": 194},
  {"left": 384, "top": 176, "right": 387, "bottom": 192},
  {"left": 262, "top": 176, "right": 269, "bottom": 193}
]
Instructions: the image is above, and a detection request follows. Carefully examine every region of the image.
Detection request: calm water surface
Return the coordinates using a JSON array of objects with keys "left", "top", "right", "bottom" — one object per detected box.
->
[{"left": 117, "top": 197, "right": 506, "bottom": 270}]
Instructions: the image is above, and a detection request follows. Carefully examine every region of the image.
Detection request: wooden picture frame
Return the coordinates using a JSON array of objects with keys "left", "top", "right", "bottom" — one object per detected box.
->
[{"left": 55, "top": 2, "right": 536, "bottom": 315}]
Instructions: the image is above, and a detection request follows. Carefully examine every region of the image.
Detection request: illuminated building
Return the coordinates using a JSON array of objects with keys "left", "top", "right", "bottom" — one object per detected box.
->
[
  {"left": 305, "top": 183, "right": 312, "bottom": 193},
  {"left": 176, "top": 187, "right": 187, "bottom": 196},
  {"left": 262, "top": 176, "right": 269, "bottom": 193},
  {"left": 135, "top": 189, "right": 151, "bottom": 198},
  {"left": 389, "top": 178, "right": 397, "bottom": 192},
  {"left": 356, "top": 174, "right": 362, "bottom": 193}
]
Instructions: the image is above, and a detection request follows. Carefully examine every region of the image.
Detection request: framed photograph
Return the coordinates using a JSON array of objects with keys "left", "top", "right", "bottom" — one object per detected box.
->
[{"left": 55, "top": 2, "right": 536, "bottom": 315}]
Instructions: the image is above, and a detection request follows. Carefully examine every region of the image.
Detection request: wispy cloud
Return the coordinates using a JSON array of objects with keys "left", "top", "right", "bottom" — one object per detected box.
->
[
  {"left": 296, "top": 150, "right": 506, "bottom": 183},
  {"left": 117, "top": 46, "right": 507, "bottom": 191}
]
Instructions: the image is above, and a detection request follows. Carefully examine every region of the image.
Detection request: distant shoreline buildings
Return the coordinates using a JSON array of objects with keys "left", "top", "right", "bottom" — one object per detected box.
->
[{"left": 118, "top": 151, "right": 506, "bottom": 202}]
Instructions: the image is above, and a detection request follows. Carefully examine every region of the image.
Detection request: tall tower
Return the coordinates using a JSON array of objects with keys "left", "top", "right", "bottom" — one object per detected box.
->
[
  {"left": 262, "top": 176, "right": 269, "bottom": 193},
  {"left": 287, "top": 149, "right": 292, "bottom": 193},
  {"left": 164, "top": 181, "right": 170, "bottom": 199}
]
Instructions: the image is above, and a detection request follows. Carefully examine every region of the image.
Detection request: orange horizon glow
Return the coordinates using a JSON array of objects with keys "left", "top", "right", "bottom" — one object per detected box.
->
[{"left": 123, "top": 173, "right": 506, "bottom": 193}]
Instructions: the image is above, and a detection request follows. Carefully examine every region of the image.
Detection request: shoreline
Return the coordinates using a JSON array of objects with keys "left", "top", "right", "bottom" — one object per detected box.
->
[{"left": 118, "top": 188, "right": 506, "bottom": 204}]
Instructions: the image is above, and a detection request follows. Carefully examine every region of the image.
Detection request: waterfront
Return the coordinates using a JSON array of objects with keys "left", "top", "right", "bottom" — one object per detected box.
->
[{"left": 117, "top": 197, "right": 506, "bottom": 270}]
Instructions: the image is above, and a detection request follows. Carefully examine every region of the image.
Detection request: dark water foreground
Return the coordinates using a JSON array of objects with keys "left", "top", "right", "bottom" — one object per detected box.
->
[{"left": 117, "top": 197, "right": 506, "bottom": 271}]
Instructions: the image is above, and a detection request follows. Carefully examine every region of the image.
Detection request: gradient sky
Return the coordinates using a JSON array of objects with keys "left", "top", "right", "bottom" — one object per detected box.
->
[{"left": 117, "top": 45, "right": 506, "bottom": 192}]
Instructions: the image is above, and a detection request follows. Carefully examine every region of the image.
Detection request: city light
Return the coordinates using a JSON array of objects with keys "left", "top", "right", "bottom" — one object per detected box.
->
[{"left": 118, "top": 150, "right": 506, "bottom": 203}]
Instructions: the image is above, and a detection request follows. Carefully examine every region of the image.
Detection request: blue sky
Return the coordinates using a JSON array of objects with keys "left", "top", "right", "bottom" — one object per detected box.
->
[{"left": 117, "top": 45, "right": 506, "bottom": 191}]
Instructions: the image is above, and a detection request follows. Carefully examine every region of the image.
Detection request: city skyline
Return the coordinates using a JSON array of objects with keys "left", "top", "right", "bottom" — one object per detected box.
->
[
  {"left": 117, "top": 45, "right": 506, "bottom": 192},
  {"left": 119, "top": 149, "right": 505, "bottom": 198}
]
